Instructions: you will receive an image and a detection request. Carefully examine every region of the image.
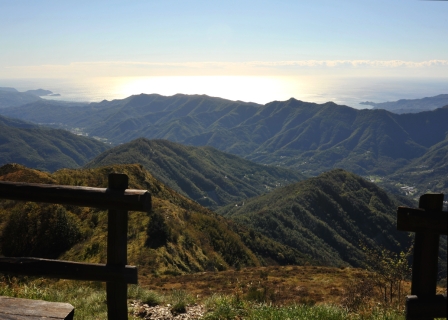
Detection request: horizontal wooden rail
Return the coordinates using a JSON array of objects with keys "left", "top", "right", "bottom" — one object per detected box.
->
[
  {"left": 406, "top": 295, "right": 447, "bottom": 319},
  {"left": 0, "top": 257, "right": 138, "bottom": 284},
  {"left": 0, "top": 181, "right": 151, "bottom": 212},
  {"left": 397, "top": 206, "right": 447, "bottom": 235}
]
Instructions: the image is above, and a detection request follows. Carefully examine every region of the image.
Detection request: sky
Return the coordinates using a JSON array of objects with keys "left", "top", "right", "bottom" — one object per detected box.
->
[{"left": 1, "top": 0, "right": 447, "bottom": 104}]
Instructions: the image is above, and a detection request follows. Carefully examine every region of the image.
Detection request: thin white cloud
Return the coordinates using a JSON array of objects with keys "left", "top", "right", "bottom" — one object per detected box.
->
[
  {"left": 246, "top": 59, "right": 448, "bottom": 68},
  {"left": 7, "top": 59, "right": 447, "bottom": 70},
  {"left": 2, "top": 59, "right": 447, "bottom": 79}
]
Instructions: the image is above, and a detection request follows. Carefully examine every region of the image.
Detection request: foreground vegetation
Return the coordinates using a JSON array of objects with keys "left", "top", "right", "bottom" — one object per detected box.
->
[
  {"left": 4, "top": 261, "right": 440, "bottom": 319},
  {"left": 0, "top": 273, "right": 408, "bottom": 320}
]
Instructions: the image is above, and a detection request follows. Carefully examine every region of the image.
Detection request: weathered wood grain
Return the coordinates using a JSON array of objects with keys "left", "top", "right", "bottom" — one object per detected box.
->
[{"left": 0, "top": 296, "right": 74, "bottom": 319}]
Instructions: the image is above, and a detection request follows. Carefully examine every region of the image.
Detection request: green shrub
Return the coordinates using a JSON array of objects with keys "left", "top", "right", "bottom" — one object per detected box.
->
[
  {"left": 1, "top": 203, "right": 82, "bottom": 258},
  {"left": 203, "top": 294, "right": 247, "bottom": 320},
  {"left": 145, "top": 211, "right": 171, "bottom": 249},
  {"left": 167, "top": 290, "right": 195, "bottom": 314}
]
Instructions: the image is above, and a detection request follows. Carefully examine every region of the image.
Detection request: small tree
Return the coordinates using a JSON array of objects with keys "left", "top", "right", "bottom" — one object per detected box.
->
[
  {"left": 145, "top": 211, "right": 171, "bottom": 249},
  {"left": 360, "top": 243, "right": 412, "bottom": 306}
]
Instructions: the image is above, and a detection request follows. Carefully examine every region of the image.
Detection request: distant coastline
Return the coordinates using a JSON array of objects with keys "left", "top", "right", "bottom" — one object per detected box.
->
[
  {"left": 1, "top": 77, "right": 448, "bottom": 109},
  {"left": 359, "top": 94, "right": 448, "bottom": 114}
]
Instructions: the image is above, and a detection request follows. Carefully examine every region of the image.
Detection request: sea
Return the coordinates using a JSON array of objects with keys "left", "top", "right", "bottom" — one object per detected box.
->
[{"left": 1, "top": 76, "right": 447, "bottom": 109}]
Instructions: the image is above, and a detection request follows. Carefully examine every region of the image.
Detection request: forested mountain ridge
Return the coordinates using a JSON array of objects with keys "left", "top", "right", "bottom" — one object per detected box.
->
[
  {"left": 1, "top": 94, "right": 446, "bottom": 182},
  {"left": 0, "top": 114, "right": 110, "bottom": 172},
  {"left": 85, "top": 138, "right": 304, "bottom": 209},
  {"left": 217, "top": 169, "right": 429, "bottom": 268},
  {"left": 0, "top": 163, "right": 311, "bottom": 274}
]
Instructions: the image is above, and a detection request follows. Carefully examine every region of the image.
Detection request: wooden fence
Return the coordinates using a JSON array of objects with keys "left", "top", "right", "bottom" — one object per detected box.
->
[
  {"left": 0, "top": 173, "right": 151, "bottom": 320},
  {"left": 397, "top": 193, "right": 447, "bottom": 320}
]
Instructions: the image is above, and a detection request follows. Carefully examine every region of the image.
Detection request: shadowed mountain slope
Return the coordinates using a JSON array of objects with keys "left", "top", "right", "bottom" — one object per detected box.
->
[{"left": 85, "top": 138, "right": 303, "bottom": 209}]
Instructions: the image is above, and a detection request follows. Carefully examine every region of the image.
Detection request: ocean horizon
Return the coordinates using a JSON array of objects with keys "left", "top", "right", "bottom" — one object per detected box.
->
[{"left": 1, "top": 76, "right": 447, "bottom": 109}]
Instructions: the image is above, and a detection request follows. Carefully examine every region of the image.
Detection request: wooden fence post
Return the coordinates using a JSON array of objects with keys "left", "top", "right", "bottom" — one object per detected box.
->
[
  {"left": 410, "top": 194, "right": 443, "bottom": 320},
  {"left": 107, "top": 173, "right": 129, "bottom": 320}
]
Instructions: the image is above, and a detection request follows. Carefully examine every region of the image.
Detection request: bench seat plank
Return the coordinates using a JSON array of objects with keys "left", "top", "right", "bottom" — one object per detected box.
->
[{"left": 0, "top": 296, "right": 74, "bottom": 320}]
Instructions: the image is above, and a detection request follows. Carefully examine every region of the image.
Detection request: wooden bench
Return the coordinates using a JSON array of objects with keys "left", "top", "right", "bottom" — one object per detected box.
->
[
  {"left": 0, "top": 296, "right": 74, "bottom": 320},
  {"left": 0, "top": 174, "right": 152, "bottom": 320}
]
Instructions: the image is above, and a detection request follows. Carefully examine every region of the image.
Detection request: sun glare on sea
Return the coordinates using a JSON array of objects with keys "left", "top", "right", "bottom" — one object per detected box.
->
[{"left": 115, "top": 76, "right": 304, "bottom": 104}]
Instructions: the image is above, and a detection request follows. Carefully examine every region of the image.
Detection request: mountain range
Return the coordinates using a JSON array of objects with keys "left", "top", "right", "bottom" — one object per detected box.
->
[{"left": 1, "top": 93, "right": 446, "bottom": 196}]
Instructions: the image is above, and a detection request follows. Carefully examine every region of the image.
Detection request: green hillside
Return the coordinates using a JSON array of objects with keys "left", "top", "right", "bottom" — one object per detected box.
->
[
  {"left": 2, "top": 94, "right": 446, "bottom": 185},
  {"left": 0, "top": 163, "right": 310, "bottom": 275},
  {"left": 85, "top": 138, "right": 304, "bottom": 209},
  {"left": 218, "top": 169, "right": 425, "bottom": 268},
  {"left": 0, "top": 115, "right": 110, "bottom": 172}
]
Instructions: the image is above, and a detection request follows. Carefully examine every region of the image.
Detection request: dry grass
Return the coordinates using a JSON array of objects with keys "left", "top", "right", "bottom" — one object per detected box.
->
[{"left": 140, "top": 265, "right": 411, "bottom": 306}]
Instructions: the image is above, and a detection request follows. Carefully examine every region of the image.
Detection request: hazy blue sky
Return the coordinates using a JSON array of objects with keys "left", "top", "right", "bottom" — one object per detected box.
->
[{"left": 1, "top": 0, "right": 447, "bottom": 103}]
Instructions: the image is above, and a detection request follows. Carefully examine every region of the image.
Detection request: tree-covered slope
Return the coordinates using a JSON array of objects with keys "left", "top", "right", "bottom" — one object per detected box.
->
[
  {"left": 85, "top": 138, "right": 304, "bottom": 209},
  {"left": 217, "top": 169, "right": 426, "bottom": 269},
  {"left": 0, "top": 163, "right": 310, "bottom": 274},
  {"left": 0, "top": 115, "right": 110, "bottom": 172}
]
